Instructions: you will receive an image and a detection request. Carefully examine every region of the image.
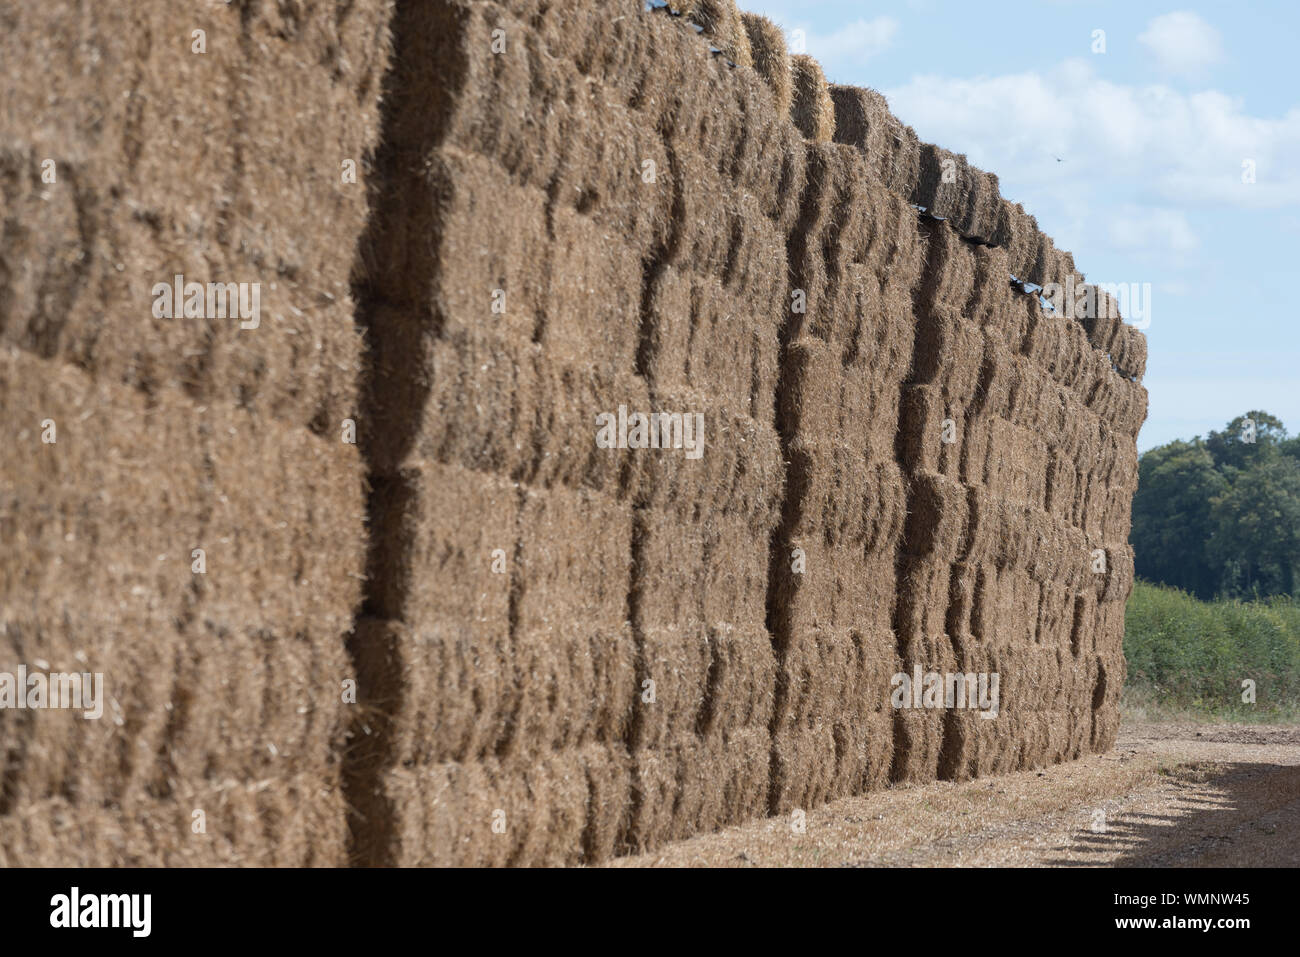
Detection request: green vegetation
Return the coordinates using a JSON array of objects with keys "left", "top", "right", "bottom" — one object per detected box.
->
[
  {"left": 1133, "top": 411, "right": 1300, "bottom": 600},
  {"left": 1123, "top": 580, "right": 1300, "bottom": 721}
]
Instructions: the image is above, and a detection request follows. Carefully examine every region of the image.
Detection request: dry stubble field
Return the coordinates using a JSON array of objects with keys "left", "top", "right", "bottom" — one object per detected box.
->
[{"left": 611, "top": 722, "right": 1300, "bottom": 867}]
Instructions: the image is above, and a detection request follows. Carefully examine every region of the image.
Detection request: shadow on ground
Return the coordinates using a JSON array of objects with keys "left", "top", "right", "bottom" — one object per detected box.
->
[{"left": 1045, "top": 762, "right": 1300, "bottom": 867}]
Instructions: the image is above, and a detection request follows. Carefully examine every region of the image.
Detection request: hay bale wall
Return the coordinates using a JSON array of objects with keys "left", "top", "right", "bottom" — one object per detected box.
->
[
  {"left": 345, "top": 0, "right": 800, "bottom": 864},
  {"left": 0, "top": 0, "right": 393, "bottom": 865},
  {"left": 1, "top": 0, "right": 1145, "bottom": 865}
]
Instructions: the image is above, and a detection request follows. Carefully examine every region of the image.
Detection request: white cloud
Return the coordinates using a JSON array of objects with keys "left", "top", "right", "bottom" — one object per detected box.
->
[
  {"left": 884, "top": 60, "right": 1300, "bottom": 213},
  {"left": 882, "top": 59, "right": 1300, "bottom": 274},
  {"left": 807, "top": 16, "right": 899, "bottom": 67},
  {"left": 1108, "top": 207, "right": 1199, "bottom": 252},
  {"left": 1138, "top": 11, "right": 1224, "bottom": 75}
]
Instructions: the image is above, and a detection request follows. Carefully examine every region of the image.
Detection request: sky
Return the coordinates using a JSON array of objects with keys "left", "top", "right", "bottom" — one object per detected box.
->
[{"left": 743, "top": 0, "right": 1300, "bottom": 452}]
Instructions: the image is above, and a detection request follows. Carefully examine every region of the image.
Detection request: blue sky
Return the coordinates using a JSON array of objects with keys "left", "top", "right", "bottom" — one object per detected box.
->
[{"left": 743, "top": 0, "right": 1300, "bottom": 452}]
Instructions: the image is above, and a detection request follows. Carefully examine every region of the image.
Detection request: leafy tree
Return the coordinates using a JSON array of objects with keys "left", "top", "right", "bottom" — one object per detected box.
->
[
  {"left": 1131, "top": 440, "right": 1227, "bottom": 598},
  {"left": 1208, "top": 456, "right": 1300, "bottom": 598},
  {"left": 1206, "top": 410, "right": 1288, "bottom": 474},
  {"left": 1280, "top": 434, "right": 1300, "bottom": 464}
]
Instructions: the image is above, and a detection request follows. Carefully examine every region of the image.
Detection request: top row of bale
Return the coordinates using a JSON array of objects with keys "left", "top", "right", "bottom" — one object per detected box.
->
[{"left": 667, "top": 0, "right": 1142, "bottom": 380}]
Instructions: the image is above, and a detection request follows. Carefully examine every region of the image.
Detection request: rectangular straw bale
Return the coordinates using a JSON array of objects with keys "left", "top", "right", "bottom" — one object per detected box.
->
[
  {"left": 579, "top": 741, "right": 635, "bottom": 862},
  {"left": 1021, "top": 297, "right": 1073, "bottom": 374},
  {"left": 1079, "top": 301, "right": 1122, "bottom": 357},
  {"left": 993, "top": 202, "right": 1040, "bottom": 280},
  {"left": 749, "top": 106, "right": 811, "bottom": 234},
  {"left": 634, "top": 516, "right": 772, "bottom": 628},
  {"left": 366, "top": 322, "right": 649, "bottom": 491},
  {"left": 843, "top": 269, "right": 918, "bottom": 378},
  {"left": 545, "top": 206, "right": 652, "bottom": 365},
  {"left": 350, "top": 616, "right": 497, "bottom": 769},
  {"left": 667, "top": 59, "right": 798, "bottom": 216},
  {"left": 784, "top": 438, "right": 909, "bottom": 548},
  {"left": 953, "top": 166, "right": 1001, "bottom": 244},
  {"left": 981, "top": 417, "right": 1050, "bottom": 509},
  {"left": 501, "top": 623, "right": 638, "bottom": 756},
  {"left": 769, "top": 723, "right": 841, "bottom": 813},
  {"left": 641, "top": 265, "right": 784, "bottom": 421},
  {"left": 357, "top": 312, "right": 516, "bottom": 476},
  {"left": 894, "top": 557, "right": 963, "bottom": 645},
  {"left": 696, "top": 726, "right": 771, "bottom": 827},
  {"left": 742, "top": 12, "right": 792, "bottom": 116},
  {"left": 364, "top": 145, "right": 550, "bottom": 328},
  {"left": 1089, "top": 658, "right": 1125, "bottom": 751},
  {"left": 1, "top": 207, "right": 226, "bottom": 400},
  {"left": 377, "top": 0, "right": 567, "bottom": 193},
  {"left": 773, "top": 623, "right": 898, "bottom": 729},
  {"left": 1026, "top": 233, "right": 1059, "bottom": 288},
  {"left": 916, "top": 220, "right": 978, "bottom": 314},
  {"left": 526, "top": 355, "right": 658, "bottom": 495},
  {"left": 771, "top": 628, "right": 865, "bottom": 731},
  {"left": 773, "top": 711, "right": 891, "bottom": 810},
  {"left": 0, "top": 146, "right": 113, "bottom": 364},
  {"left": 675, "top": 0, "right": 754, "bottom": 68},
  {"left": 0, "top": 773, "right": 346, "bottom": 867},
  {"left": 490, "top": 750, "right": 589, "bottom": 866},
  {"left": 513, "top": 484, "right": 634, "bottom": 633},
  {"left": 779, "top": 335, "right": 907, "bottom": 461},
  {"left": 228, "top": 10, "right": 394, "bottom": 296},
  {"left": 898, "top": 469, "right": 970, "bottom": 561},
  {"left": 163, "top": 620, "right": 349, "bottom": 786},
  {"left": 665, "top": 146, "right": 759, "bottom": 277},
  {"left": 0, "top": 391, "right": 200, "bottom": 806},
  {"left": 385, "top": 748, "right": 596, "bottom": 866},
  {"left": 778, "top": 545, "right": 901, "bottom": 640},
  {"left": 199, "top": 401, "right": 366, "bottom": 639},
  {"left": 0, "top": 5, "right": 134, "bottom": 162},
  {"left": 63, "top": 212, "right": 363, "bottom": 432},
  {"left": 0, "top": 2, "right": 241, "bottom": 228},
  {"left": 0, "top": 609, "right": 170, "bottom": 809},
  {"left": 626, "top": 727, "right": 768, "bottom": 850},
  {"left": 354, "top": 615, "right": 626, "bottom": 792},
  {"left": 889, "top": 634, "right": 960, "bottom": 784},
  {"left": 913, "top": 145, "right": 971, "bottom": 219},
  {"left": 629, "top": 624, "right": 712, "bottom": 751},
  {"left": 789, "top": 55, "right": 835, "bottom": 143},
  {"left": 0, "top": 348, "right": 204, "bottom": 619},
  {"left": 784, "top": 144, "right": 865, "bottom": 330},
  {"left": 693, "top": 623, "right": 778, "bottom": 736},
  {"left": 910, "top": 308, "right": 986, "bottom": 406},
  {"left": 205, "top": 278, "right": 364, "bottom": 433},
  {"left": 554, "top": 93, "right": 675, "bottom": 252},
  {"left": 1109, "top": 323, "right": 1148, "bottom": 380},
  {"left": 968, "top": 244, "right": 1022, "bottom": 341},
  {"left": 518, "top": 0, "right": 649, "bottom": 94},
  {"left": 621, "top": 9, "right": 804, "bottom": 226},
  {"left": 829, "top": 85, "right": 922, "bottom": 196},
  {"left": 634, "top": 403, "right": 785, "bottom": 529},
  {"left": 897, "top": 384, "right": 952, "bottom": 476},
  {"left": 364, "top": 458, "right": 515, "bottom": 634}
]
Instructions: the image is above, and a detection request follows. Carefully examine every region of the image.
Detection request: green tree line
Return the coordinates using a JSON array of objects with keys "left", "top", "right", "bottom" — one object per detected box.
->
[{"left": 1132, "top": 411, "right": 1300, "bottom": 599}]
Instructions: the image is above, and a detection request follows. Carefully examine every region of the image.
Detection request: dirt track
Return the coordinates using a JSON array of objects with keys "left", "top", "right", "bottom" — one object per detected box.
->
[{"left": 610, "top": 723, "right": 1300, "bottom": 867}]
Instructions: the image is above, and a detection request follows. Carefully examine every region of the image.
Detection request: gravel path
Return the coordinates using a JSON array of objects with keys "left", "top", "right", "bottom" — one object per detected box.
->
[{"left": 609, "top": 723, "right": 1300, "bottom": 867}]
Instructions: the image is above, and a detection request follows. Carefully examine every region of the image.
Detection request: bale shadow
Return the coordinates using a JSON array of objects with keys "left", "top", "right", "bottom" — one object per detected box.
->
[{"left": 1043, "top": 761, "right": 1300, "bottom": 867}]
